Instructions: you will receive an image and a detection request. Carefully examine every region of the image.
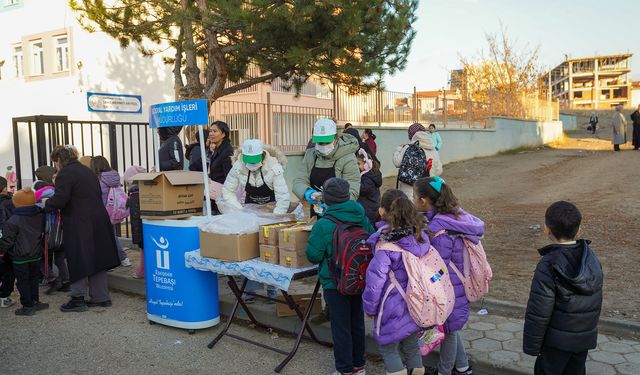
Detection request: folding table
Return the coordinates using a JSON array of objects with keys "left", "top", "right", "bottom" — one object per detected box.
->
[{"left": 185, "top": 250, "right": 333, "bottom": 373}]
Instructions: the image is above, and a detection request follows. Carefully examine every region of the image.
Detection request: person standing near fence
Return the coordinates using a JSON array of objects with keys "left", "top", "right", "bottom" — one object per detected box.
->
[
  {"left": 589, "top": 111, "right": 598, "bottom": 134},
  {"left": 158, "top": 126, "right": 184, "bottom": 171},
  {"left": 612, "top": 105, "right": 627, "bottom": 152},
  {"left": 361, "top": 129, "right": 377, "bottom": 156},
  {"left": 428, "top": 124, "right": 443, "bottom": 152},
  {"left": 631, "top": 105, "right": 640, "bottom": 150},
  {"left": 45, "top": 145, "right": 120, "bottom": 312}
]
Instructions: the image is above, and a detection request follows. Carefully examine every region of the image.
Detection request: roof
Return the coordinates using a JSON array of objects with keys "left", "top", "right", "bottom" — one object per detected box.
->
[
  {"left": 417, "top": 90, "right": 457, "bottom": 98},
  {"left": 564, "top": 53, "right": 632, "bottom": 63}
]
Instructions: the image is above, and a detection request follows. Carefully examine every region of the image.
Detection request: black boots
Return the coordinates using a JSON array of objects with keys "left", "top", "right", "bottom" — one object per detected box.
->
[{"left": 60, "top": 296, "right": 88, "bottom": 312}]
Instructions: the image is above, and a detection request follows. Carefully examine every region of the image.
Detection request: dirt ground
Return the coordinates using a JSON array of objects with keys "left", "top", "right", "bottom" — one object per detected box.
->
[{"left": 383, "top": 126, "right": 640, "bottom": 322}]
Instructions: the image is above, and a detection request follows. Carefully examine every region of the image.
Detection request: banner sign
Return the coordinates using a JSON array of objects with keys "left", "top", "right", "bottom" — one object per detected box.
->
[
  {"left": 87, "top": 92, "right": 142, "bottom": 113},
  {"left": 149, "top": 99, "right": 208, "bottom": 128}
]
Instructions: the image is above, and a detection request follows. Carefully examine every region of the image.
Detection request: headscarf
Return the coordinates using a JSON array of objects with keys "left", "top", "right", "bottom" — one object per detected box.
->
[
  {"left": 358, "top": 149, "right": 372, "bottom": 176},
  {"left": 408, "top": 122, "right": 426, "bottom": 140}
]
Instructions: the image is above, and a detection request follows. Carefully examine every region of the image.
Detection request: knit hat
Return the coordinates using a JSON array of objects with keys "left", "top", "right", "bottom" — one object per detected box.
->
[
  {"left": 12, "top": 187, "right": 36, "bottom": 208},
  {"left": 408, "top": 122, "right": 426, "bottom": 140},
  {"left": 124, "top": 165, "right": 147, "bottom": 185},
  {"left": 35, "top": 186, "right": 55, "bottom": 203},
  {"left": 322, "top": 177, "right": 350, "bottom": 206},
  {"left": 35, "top": 166, "right": 56, "bottom": 184}
]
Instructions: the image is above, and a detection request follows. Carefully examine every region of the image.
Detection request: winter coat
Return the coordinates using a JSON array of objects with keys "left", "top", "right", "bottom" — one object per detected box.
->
[
  {"left": 632, "top": 111, "right": 640, "bottom": 148},
  {"left": 394, "top": 131, "right": 444, "bottom": 199},
  {"left": 430, "top": 131, "right": 443, "bottom": 151},
  {"left": 158, "top": 127, "right": 184, "bottom": 171},
  {"left": 127, "top": 185, "right": 142, "bottom": 247},
  {"left": 357, "top": 170, "right": 382, "bottom": 224},
  {"left": 0, "top": 206, "right": 43, "bottom": 262},
  {"left": 365, "top": 138, "right": 377, "bottom": 156},
  {"left": 186, "top": 143, "right": 204, "bottom": 171},
  {"left": 305, "top": 200, "right": 374, "bottom": 290},
  {"left": 612, "top": 112, "right": 627, "bottom": 145},
  {"left": 98, "top": 170, "right": 122, "bottom": 206},
  {"left": 0, "top": 193, "right": 14, "bottom": 228},
  {"left": 426, "top": 208, "right": 485, "bottom": 333},
  {"left": 221, "top": 146, "right": 290, "bottom": 214},
  {"left": 45, "top": 160, "right": 120, "bottom": 282},
  {"left": 363, "top": 225, "right": 431, "bottom": 346},
  {"left": 293, "top": 134, "right": 361, "bottom": 200},
  {"left": 523, "top": 240, "right": 603, "bottom": 355}
]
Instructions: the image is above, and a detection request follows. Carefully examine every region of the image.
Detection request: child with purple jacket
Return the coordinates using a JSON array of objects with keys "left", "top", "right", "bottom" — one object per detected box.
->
[
  {"left": 413, "top": 177, "right": 485, "bottom": 375},
  {"left": 363, "top": 189, "right": 428, "bottom": 375}
]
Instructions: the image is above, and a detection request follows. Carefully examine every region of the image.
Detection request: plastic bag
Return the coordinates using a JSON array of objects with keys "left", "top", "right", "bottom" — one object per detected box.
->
[
  {"left": 418, "top": 325, "right": 445, "bottom": 356},
  {"left": 198, "top": 210, "right": 294, "bottom": 235}
]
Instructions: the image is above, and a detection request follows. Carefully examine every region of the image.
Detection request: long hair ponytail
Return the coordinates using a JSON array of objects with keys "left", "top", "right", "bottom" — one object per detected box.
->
[
  {"left": 414, "top": 177, "right": 460, "bottom": 217},
  {"left": 380, "top": 189, "right": 425, "bottom": 243}
]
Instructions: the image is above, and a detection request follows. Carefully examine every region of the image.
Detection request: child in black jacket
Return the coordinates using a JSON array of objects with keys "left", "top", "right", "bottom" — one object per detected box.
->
[
  {"left": 523, "top": 201, "right": 603, "bottom": 375},
  {"left": 356, "top": 149, "right": 382, "bottom": 224},
  {"left": 0, "top": 176, "right": 15, "bottom": 308},
  {"left": 0, "top": 188, "right": 48, "bottom": 316}
]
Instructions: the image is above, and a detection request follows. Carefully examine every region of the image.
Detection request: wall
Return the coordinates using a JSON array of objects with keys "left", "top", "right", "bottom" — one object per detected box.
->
[
  {"left": 559, "top": 113, "right": 578, "bottom": 131},
  {"left": 283, "top": 117, "right": 564, "bottom": 191}
]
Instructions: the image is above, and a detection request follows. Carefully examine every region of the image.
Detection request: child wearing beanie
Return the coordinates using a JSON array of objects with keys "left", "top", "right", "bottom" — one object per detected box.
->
[
  {"left": 306, "top": 177, "right": 374, "bottom": 375},
  {"left": 0, "top": 188, "right": 48, "bottom": 315}
]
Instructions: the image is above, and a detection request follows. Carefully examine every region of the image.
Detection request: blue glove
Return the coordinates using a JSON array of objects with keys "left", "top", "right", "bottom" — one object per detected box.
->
[{"left": 305, "top": 189, "right": 319, "bottom": 204}]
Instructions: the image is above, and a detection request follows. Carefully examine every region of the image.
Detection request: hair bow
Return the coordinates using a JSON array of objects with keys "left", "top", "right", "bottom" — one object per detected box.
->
[{"left": 429, "top": 176, "right": 445, "bottom": 193}]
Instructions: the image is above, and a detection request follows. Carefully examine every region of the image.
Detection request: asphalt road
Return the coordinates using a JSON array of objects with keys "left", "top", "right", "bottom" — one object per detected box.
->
[{"left": 0, "top": 290, "right": 386, "bottom": 375}]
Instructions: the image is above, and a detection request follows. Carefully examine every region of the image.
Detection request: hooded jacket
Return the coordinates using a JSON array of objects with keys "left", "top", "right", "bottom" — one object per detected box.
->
[
  {"left": 158, "top": 126, "right": 184, "bottom": 171},
  {"left": 393, "top": 131, "right": 444, "bottom": 177},
  {"left": 357, "top": 169, "right": 382, "bottom": 224},
  {"left": 426, "top": 209, "right": 485, "bottom": 332},
  {"left": 293, "top": 134, "right": 361, "bottom": 200},
  {"left": 363, "top": 225, "right": 431, "bottom": 346},
  {"left": 0, "top": 206, "right": 44, "bottom": 262},
  {"left": 0, "top": 193, "right": 14, "bottom": 228},
  {"left": 221, "top": 145, "right": 291, "bottom": 214},
  {"left": 305, "top": 200, "right": 374, "bottom": 290},
  {"left": 98, "top": 170, "right": 122, "bottom": 206},
  {"left": 523, "top": 240, "right": 603, "bottom": 355}
]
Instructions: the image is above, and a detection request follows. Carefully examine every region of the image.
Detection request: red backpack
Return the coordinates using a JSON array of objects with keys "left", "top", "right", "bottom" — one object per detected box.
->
[{"left": 325, "top": 216, "right": 373, "bottom": 296}]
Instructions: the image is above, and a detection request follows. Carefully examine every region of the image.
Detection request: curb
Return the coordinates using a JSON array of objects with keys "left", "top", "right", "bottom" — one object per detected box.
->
[{"left": 473, "top": 298, "right": 640, "bottom": 339}]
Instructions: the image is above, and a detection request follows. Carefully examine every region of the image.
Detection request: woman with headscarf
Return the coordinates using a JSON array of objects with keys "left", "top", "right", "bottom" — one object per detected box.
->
[
  {"left": 158, "top": 126, "right": 184, "bottom": 171},
  {"left": 612, "top": 105, "right": 627, "bottom": 152}
]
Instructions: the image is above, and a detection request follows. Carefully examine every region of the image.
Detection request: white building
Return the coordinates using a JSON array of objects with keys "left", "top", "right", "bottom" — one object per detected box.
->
[{"left": 0, "top": 0, "right": 174, "bottom": 184}]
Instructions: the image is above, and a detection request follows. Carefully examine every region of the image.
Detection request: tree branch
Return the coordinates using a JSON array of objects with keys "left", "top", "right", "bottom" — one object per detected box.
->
[{"left": 173, "top": 28, "right": 185, "bottom": 101}]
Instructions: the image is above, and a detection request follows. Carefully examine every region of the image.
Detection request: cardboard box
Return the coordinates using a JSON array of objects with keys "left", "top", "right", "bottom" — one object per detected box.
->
[
  {"left": 279, "top": 248, "right": 312, "bottom": 269},
  {"left": 259, "top": 222, "right": 304, "bottom": 246},
  {"left": 199, "top": 230, "right": 259, "bottom": 262},
  {"left": 134, "top": 171, "right": 204, "bottom": 219},
  {"left": 276, "top": 293, "right": 323, "bottom": 317},
  {"left": 278, "top": 225, "right": 312, "bottom": 251},
  {"left": 259, "top": 244, "right": 279, "bottom": 265}
]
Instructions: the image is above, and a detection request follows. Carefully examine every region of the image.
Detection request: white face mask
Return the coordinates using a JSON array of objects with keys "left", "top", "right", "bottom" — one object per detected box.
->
[
  {"left": 246, "top": 162, "right": 262, "bottom": 171},
  {"left": 315, "top": 143, "right": 335, "bottom": 156}
]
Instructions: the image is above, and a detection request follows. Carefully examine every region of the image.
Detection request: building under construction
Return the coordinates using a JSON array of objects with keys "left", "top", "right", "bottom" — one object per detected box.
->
[{"left": 545, "top": 54, "right": 632, "bottom": 110}]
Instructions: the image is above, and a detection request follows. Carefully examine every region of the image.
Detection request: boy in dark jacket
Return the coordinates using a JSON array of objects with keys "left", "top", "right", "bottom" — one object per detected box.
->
[
  {"left": 523, "top": 201, "right": 603, "bottom": 375},
  {"left": 0, "top": 188, "right": 48, "bottom": 315},
  {"left": 124, "top": 165, "right": 146, "bottom": 278},
  {"left": 0, "top": 176, "right": 16, "bottom": 308},
  {"left": 306, "top": 178, "right": 374, "bottom": 375}
]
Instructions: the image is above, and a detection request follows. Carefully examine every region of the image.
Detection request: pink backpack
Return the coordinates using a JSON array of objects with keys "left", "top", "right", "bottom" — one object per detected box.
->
[
  {"left": 375, "top": 241, "right": 455, "bottom": 335},
  {"left": 434, "top": 230, "right": 492, "bottom": 302},
  {"left": 106, "top": 186, "right": 130, "bottom": 224}
]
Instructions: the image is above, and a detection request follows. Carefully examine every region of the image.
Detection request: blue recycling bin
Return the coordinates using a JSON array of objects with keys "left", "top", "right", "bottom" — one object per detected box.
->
[{"left": 143, "top": 217, "right": 220, "bottom": 330}]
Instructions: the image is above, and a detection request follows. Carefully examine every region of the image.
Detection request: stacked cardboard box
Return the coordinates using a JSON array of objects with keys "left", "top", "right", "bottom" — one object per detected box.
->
[
  {"left": 258, "top": 222, "right": 303, "bottom": 265},
  {"left": 278, "top": 225, "right": 313, "bottom": 268}
]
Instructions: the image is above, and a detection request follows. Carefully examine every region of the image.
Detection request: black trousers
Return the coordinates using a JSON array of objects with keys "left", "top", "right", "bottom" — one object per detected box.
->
[
  {"left": 324, "top": 289, "right": 366, "bottom": 373},
  {"left": 534, "top": 346, "right": 587, "bottom": 375},
  {"left": 0, "top": 256, "right": 15, "bottom": 298},
  {"left": 13, "top": 261, "right": 41, "bottom": 307},
  {"left": 614, "top": 144, "right": 621, "bottom": 151}
]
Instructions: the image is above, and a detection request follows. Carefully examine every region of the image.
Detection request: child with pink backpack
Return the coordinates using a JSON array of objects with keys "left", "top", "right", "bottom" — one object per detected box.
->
[
  {"left": 413, "top": 177, "right": 488, "bottom": 375},
  {"left": 363, "top": 189, "right": 455, "bottom": 375}
]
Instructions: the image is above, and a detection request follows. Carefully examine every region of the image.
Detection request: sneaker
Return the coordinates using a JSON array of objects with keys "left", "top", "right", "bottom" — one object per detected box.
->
[
  {"left": 60, "top": 297, "right": 89, "bottom": 312},
  {"left": 34, "top": 301, "right": 50, "bottom": 311},
  {"left": 0, "top": 297, "right": 16, "bottom": 308},
  {"left": 15, "top": 306, "right": 35, "bottom": 316},
  {"left": 266, "top": 289, "right": 278, "bottom": 304},
  {"left": 87, "top": 300, "right": 112, "bottom": 308},
  {"left": 45, "top": 280, "right": 62, "bottom": 295},
  {"left": 58, "top": 282, "right": 71, "bottom": 292},
  {"left": 354, "top": 366, "right": 366, "bottom": 375},
  {"left": 121, "top": 258, "right": 132, "bottom": 267},
  {"left": 452, "top": 366, "right": 473, "bottom": 375}
]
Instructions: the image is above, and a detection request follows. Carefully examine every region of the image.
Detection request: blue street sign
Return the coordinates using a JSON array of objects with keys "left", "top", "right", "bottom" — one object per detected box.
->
[{"left": 149, "top": 99, "right": 208, "bottom": 128}]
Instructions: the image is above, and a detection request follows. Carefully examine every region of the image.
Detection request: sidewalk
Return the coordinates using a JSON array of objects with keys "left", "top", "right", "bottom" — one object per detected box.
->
[{"left": 108, "top": 258, "right": 640, "bottom": 375}]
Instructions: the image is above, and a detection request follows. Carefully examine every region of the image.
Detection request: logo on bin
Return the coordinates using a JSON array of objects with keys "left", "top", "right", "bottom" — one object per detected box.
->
[{"left": 153, "top": 236, "right": 170, "bottom": 270}]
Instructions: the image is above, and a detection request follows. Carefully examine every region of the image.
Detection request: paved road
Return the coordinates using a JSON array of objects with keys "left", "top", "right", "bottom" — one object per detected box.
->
[{"left": 0, "top": 291, "right": 386, "bottom": 375}]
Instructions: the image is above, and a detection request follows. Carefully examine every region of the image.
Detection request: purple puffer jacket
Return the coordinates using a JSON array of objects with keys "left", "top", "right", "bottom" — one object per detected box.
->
[
  {"left": 99, "top": 170, "right": 122, "bottom": 206},
  {"left": 363, "top": 223, "right": 432, "bottom": 346},
  {"left": 426, "top": 208, "right": 485, "bottom": 333}
]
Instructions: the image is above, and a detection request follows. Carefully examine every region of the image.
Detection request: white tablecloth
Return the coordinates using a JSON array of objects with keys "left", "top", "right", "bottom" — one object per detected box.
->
[{"left": 184, "top": 250, "right": 317, "bottom": 291}]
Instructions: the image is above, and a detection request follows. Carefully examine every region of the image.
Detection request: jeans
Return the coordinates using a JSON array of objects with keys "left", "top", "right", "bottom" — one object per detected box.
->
[
  {"left": 114, "top": 226, "right": 127, "bottom": 261},
  {"left": 378, "top": 331, "right": 423, "bottom": 373},
  {"left": 69, "top": 271, "right": 111, "bottom": 303},
  {"left": 534, "top": 347, "right": 587, "bottom": 375},
  {"left": 13, "top": 261, "right": 41, "bottom": 307},
  {"left": 0, "top": 256, "right": 15, "bottom": 298},
  {"left": 437, "top": 331, "right": 469, "bottom": 374},
  {"left": 324, "top": 289, "right": 366, "bottom": 373},
  {"left": 246, "top": 280, "right": 276, "bottom": 295}
]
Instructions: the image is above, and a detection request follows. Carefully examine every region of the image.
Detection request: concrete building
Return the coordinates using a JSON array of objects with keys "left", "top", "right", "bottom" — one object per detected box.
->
[
  {"left": 632, "top": 81, "right": 640, "bottom": 108},
  {"left": 545, "top": 54, "right": 633, "bottom": 110}
]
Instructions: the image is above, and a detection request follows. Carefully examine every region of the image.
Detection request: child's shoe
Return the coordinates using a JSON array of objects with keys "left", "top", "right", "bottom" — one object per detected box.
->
[
  {"left": 266, "top": 288, "right": 278, "bottom": 304},
  {"left": 354, "top": 366, "right": 366, "bottom": 375},
  {"left": 409, "top": 367, "right": 425, "bottom": 375},
  {"left": 60, "top": 296, "right": 89, "bottom": 312},
  {"left": 14, "top": 306, "right": 35, "bottom": 316},
  {"left": 0, "top": 297, "right": 16, "bottom": 308},
  {"left": 121, "top": 257, "right": 132, "bottom": 267},
  {"left": 451, "top": 367, "right": 472, "bottom": 375},
  {"left": 34, "top": 301, "right": 50, "bottom": 311}
]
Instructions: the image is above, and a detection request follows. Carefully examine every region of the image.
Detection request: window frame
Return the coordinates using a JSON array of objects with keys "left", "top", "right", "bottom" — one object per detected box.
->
[
  {"left": 12, "top": 44, "right": 23, "bottom": 78},
  {"left": 30, "top": 39, "right": 44, "bottom": 76},
  {"left": 54, "top": 35, "right": 70, "bottom": 72}
]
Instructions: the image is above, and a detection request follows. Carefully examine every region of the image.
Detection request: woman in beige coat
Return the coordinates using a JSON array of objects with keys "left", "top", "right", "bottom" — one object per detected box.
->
[{"left": 612, "top": 105, "right": 627, "bottom": 152}]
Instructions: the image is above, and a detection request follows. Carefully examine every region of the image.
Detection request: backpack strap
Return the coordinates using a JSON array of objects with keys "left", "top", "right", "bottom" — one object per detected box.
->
[{"left": 374, "top": 240, "right": 410, "bottom": 336}]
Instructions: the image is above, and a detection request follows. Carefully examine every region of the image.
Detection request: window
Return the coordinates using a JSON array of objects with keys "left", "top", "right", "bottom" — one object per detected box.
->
[
  {"left": 12, "top": 45, "right": 23, "bottom": 77},
  {"left": 5, "top": 0, "right": 20, "bottom": 6},
  {"left": 30, "top": 40, "right": 44, "bottom": 75},
  {"left": 55, "top": 36, "right": 69, "bottom": 71}
]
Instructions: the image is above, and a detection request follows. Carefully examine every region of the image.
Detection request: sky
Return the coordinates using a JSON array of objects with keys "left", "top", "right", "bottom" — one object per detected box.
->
[{"left": 384, "top": 0, "right": 640, "bottom": 93}]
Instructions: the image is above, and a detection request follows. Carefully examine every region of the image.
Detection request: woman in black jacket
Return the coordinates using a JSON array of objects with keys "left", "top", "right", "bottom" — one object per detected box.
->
[
  {"left": 46, "top": 145, "right": 120, "bottom": 312},
  {"left": 158, "top": 126, "right": 184, "bottom": 171},
  {"left": 185, "top": 128, "right": 210, "bottom": 171}
]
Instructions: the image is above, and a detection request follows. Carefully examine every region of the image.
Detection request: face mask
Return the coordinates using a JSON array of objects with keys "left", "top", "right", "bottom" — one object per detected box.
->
[
  {"left": 315, "top": 143, "right": 335, "bottom": 156},
  {"left": 246, "top": 162, "right": 262, "bottom": 171}
]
